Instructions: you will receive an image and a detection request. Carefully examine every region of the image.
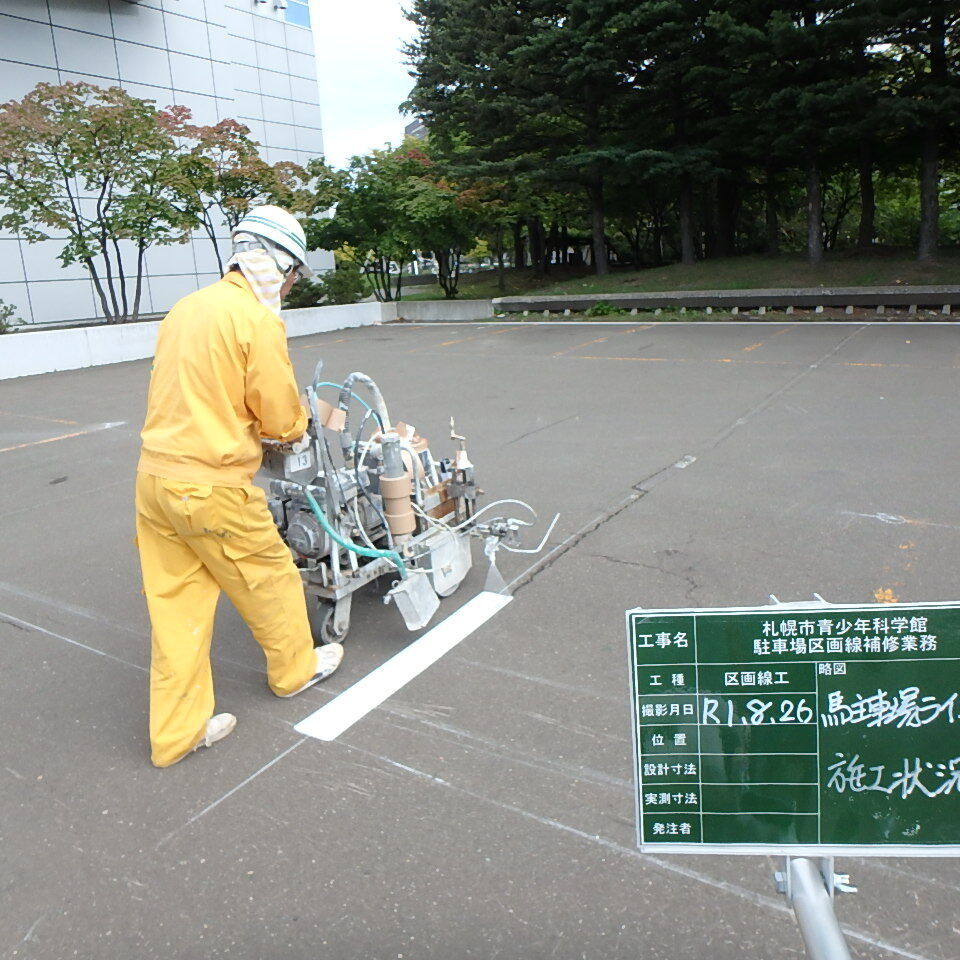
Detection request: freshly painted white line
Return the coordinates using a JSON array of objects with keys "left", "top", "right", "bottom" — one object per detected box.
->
[{"left": 296, "top": 591, "right": 513, "bottom": 741}]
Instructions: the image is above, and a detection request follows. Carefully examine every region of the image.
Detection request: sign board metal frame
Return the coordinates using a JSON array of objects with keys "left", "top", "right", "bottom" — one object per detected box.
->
[{"left": 627, "top": 600, "right": 960, "bottom": 857}]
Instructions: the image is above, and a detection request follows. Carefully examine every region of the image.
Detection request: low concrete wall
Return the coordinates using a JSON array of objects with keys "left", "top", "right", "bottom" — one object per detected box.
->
[
  {"left": 0, "top": 301, "right": 388, "bottom": 381},
  {"left": 283, "top": 300, "right": 387, "bottom": 337},
  {"left": 393, "top": 299, "right": 494, "bottom": 322},
  {"left": 0, "top": 319, "right": 163, "bottom": 380},
  {"left": 493, "top": 285, "right": 960, "bottom": 313}
]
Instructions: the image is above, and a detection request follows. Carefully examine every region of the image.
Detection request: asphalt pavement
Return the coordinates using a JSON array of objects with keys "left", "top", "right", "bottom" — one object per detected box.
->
[{"left": 1, "top": 319, "right": 958, "bottom": 959}]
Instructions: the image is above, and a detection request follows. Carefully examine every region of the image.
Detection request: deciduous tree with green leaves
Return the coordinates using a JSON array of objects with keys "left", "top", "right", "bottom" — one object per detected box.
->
[
  {"left": 462, "top": 177, "right": 521, "bottom": 291},
  {"left": 304, "top": 144, "right": 427, "bottom": 302},
  {"left": 401, "top": 148, "right": 487, "bottom": 298},
  {"left": 160, "top": 109, "right": 342, "bottom": 274},
  {"left": 0, "top": 82, "right": 193, "bottom": 322}
]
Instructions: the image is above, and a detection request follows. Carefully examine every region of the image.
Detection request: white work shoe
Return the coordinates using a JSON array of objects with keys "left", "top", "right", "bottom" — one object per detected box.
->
[
  {"left": 280, "top": 643, "right": 344, "bottom": 697},
  {"left": 194, "top": 713, "right": 236, "bottom": 752}
]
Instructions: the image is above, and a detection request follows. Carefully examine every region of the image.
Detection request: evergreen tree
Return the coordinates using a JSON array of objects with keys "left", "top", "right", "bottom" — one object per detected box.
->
[
  {"left": 406, "top": 0, "right": 633, "bottom": 274},
  {"left": 619, "top": 1, "right": 718, "bottom": 263},
  {"left": 403, "top": 0, "right": 958, "bottom": 268},
  {"left": 873, "top": 1, "right": 960, "bottom": 260}
]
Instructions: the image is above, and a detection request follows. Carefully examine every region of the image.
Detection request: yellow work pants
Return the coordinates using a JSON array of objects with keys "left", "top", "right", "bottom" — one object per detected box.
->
[{"left": 135, "top": 472, "right": 316, "bottom": 767}]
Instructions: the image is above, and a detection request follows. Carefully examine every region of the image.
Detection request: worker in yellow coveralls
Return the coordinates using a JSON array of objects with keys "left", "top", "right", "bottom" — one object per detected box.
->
[{"left": 136, "top": 205, "right": 343, "bottom": 767}]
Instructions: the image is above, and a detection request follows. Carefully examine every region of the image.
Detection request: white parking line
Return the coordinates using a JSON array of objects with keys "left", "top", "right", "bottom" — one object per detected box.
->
[
  {"left": 0, "top": 420, "right": 126, "bottom": 454},
  {"left": 295, "top": 591, "right": 513, "bottom": 741}
]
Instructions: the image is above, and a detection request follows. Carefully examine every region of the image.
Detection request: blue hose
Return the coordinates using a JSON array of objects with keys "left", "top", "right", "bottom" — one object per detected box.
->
[{"left": 302, "top": 487, "right": 407, "bottom": 579}]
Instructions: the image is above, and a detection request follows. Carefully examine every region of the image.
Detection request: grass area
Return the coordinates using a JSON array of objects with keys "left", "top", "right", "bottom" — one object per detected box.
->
[{"left": 400, "top": 249, "right": 960, "bottom": 301}]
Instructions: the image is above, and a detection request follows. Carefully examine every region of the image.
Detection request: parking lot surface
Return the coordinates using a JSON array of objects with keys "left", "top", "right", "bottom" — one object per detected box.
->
[{"left": 1, "top": 320, "right": 959, "bottom": 959}]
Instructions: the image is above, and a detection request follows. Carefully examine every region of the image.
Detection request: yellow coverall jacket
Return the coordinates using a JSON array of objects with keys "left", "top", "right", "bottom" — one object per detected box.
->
[{"left": 136, "top": 271, "right": 316, "bottom": 767}]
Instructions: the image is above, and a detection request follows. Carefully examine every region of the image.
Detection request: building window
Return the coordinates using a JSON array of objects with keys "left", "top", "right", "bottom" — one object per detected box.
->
[{"left": 285, "top": 0, "right": 310, "bottom": 27}]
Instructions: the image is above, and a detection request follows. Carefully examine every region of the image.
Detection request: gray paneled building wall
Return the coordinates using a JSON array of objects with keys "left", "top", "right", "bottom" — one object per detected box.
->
[{"left": 0, "top": 0, "right": 331, "bottom": 325}]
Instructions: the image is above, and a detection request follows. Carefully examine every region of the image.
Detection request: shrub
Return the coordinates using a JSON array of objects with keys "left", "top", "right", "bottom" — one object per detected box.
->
[
  {"left": 321, "top": 259, "right": 367, "bottom": 304},
  {"left": 282, "top": 260, "right": 369, "bottom": 309},
  {"left": 283, "top": 277, "right": 326, "bottom": 308},
  {"left": 585, "top": 300, "right": 626, "bottom": 317},
  {"left": 0, "top": 300, "right": 21, "bottom": 333}
]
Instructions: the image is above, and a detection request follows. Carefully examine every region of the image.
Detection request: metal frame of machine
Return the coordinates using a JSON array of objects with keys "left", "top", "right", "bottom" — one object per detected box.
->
[{"left": 261, "top": 363, "right": 556, "bottom": 644}]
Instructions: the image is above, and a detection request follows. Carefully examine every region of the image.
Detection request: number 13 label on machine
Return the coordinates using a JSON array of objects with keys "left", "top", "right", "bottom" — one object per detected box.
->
[{"left": 626, "top": 602, "right": 960, "bottom": 856}]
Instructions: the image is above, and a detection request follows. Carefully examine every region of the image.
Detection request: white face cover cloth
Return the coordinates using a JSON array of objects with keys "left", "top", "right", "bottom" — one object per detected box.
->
[{"left": 225, "top": 232, "right": 297, "bottom": 316}]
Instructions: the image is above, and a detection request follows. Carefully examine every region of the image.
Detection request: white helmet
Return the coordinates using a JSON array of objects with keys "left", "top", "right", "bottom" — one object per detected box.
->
[{"left": 232, "top": 204, "right": 313, "bottom": 277}]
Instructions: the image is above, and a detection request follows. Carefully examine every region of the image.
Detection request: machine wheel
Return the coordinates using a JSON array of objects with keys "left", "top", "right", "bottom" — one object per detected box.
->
[
  {"left": 308, "top": 598, "right": 349, "bottom": 645},
  {"left": 429, "top": 534, "right": 473, "bottom": 598}
]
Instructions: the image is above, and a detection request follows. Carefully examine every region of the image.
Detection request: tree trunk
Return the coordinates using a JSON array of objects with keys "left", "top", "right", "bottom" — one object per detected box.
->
[
  {"left": 652, "top": 211, "right": 664, "bottom": 266},
  {"left": 366, "top": 267, "right": 382, "bottom": 302},
  {"left": 679, "top": 175, "right": 696, "bottom": 265},
  {"left": 100, "top": 246, "right": 121, "bottom": 322},
  {"left": 367, "top": 256, "right": 391, "bottom": 302},
  {"left": 917, "top": 4, "right": 946, "bottom": 262},
  {"left": 112, "top": 237, "right": 129, "bottom": 321},
  {"left": 545, "top": 221, "right": 559, "bottom": 272},
  {"left": 703, "top": 182, "right": 718, "bottom": 260},
  {"left": 764, "top": 173, "right": 780, "bottom": 255},
  {"left": 437, "top": 249, "right": 461, "bottom": 299},
  {"left": 95, "top": 196, "right": 121, "bottom": 322},
  {"left": 529, "top": 217, "right": 546, "bottom": 277},
  {"left": 449, "top": 251, "right": 461, "bottom": 298},
  {"left": 588, "top": 182, "right": 608, "bottom": 275},
  {"left": 85, "top": 257, "right": 113, "bottom": 322},
  {"left": 204, "top": 214, "right": 224, "bottom": 274},
  {"left": 495, "top": 224, "right": 506, "bottom": 292},
  {"left": 857, "top": 144, "right": 875, "bottom": 248},
  {"left": 715, "top": 177, "right": 737, "bottom": 259},
  {"left": 806, "top": 154, "right": 823, "bottom": 266},
  {"left": 436, "top": 249, "right": 450, "bottom": 296},
  {"left": 512, "top": 220, "right": 525, "bottom": 269},
  {"left": 391, "top": 260, "right": 405, "bottom": 301},
  {"left": 631, "top": 220, "right": 643, "bottom": 267},
  {"left": 917, "top": 127, "right": 939, "bottom": 261},
  {"left": 132, "top": 243, "right": 146, "bottom": 323}
]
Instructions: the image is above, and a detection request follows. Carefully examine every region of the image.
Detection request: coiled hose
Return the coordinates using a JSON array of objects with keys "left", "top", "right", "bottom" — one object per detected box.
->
[{"left": 302, "top": 486, "right": 408, "bottom": 580}]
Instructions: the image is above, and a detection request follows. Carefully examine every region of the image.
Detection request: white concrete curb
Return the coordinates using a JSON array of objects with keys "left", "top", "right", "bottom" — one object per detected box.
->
[
  {"left": 282, "top": 301, "right": 391, "bottom": 339},
  {"left": 0, "top": 320, "right": 164, "bottom": 381},
  {"left": 0, "top": 298, "right": 499, "bottom": 381},
  {"left": 0, "top": 298, "right": 496, "bottom": 381}
]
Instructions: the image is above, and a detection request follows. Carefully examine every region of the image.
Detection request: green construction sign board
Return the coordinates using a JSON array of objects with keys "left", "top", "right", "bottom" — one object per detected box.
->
[{"left": 627, "top": 602, "right": 960, "bottom": 856}]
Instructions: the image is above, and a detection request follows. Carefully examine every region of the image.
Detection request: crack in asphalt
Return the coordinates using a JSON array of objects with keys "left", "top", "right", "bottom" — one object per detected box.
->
[
  {"left": 506, "top": 487, "right": 648, "bottom": 595},
  {"left": 503, "top": 412, "right": 580, "bottom": 446},
  {"left": 589, "top": 551, "right": 702, "bottom": 602}
]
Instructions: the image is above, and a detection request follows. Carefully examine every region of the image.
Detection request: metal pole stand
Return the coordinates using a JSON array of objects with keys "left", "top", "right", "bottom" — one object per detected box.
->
[{"left": 774, "top": 858, "right": 857, "bottom": 960}]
